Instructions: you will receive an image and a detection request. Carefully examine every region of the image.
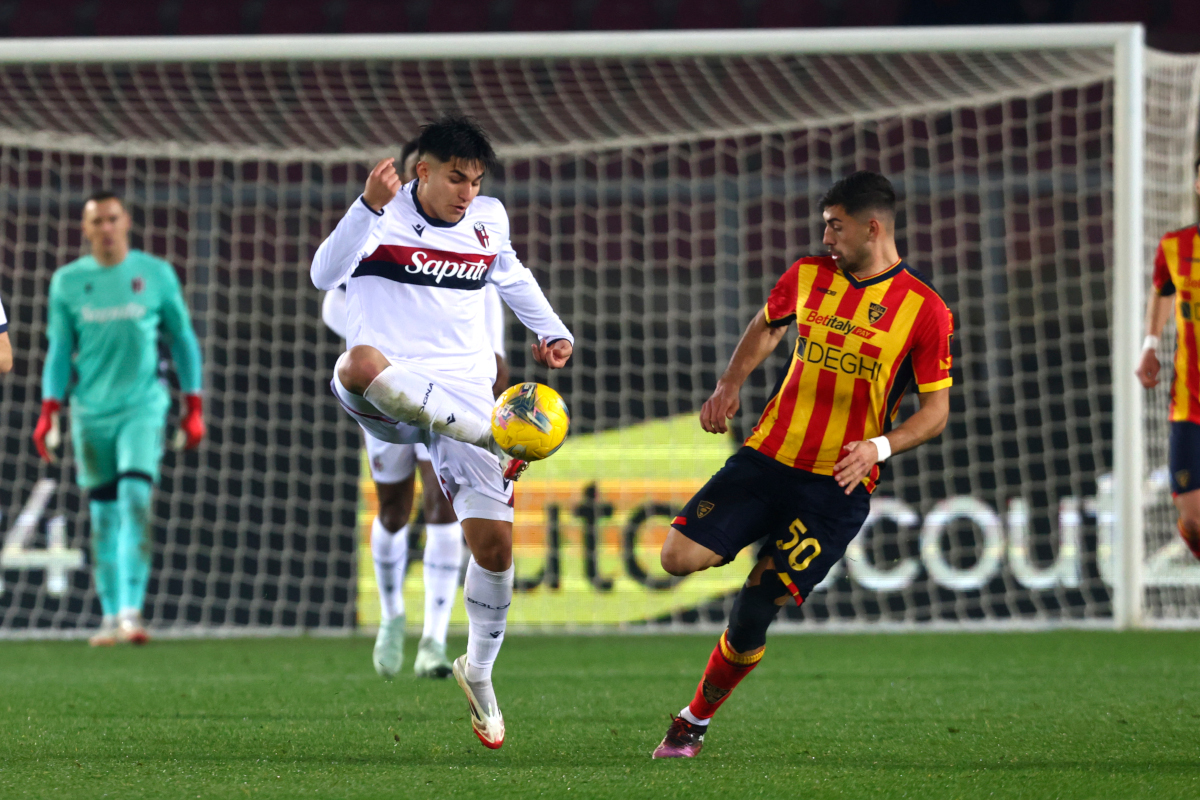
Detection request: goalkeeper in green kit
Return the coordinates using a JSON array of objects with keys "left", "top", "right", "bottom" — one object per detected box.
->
[{"left": 34, "top": 191, "right": 204, "bottom": 646}]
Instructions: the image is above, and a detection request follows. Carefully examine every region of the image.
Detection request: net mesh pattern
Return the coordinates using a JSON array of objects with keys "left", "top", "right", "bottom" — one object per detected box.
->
[{"left": 0, "top": 43, "right": 1190, "bottom": 633}]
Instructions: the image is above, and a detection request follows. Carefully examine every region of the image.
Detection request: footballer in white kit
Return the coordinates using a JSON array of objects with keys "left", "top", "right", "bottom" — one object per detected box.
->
[
  {"left": 321, "top": 138, "right": 511, "bottom": 682},
  {"left": 311, "top": 115, "right": 572, "bottom": 750}
]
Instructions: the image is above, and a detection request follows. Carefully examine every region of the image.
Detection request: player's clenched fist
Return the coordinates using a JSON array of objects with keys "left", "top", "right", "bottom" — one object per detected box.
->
[
  {"left": 699, "top": 381, "right": 740, "bottom": 435},
  {"left": 363, "top": 157, "right": 402, "bottom": 212},
  {"left": 1136, "top": 348, "right": 1161, "bottom": 388}
]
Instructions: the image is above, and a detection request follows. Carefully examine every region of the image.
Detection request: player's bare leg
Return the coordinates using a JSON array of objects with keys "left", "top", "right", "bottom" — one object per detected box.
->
[
  {"left": 337, "top": 345, "right": 495, "bottom": 448},
  {"left": 452, "top": 517, "right": 513, "bottom": 749},
  {"left": 372, "top": 475, "right": 416, "bottom": 679},
  {"left": 414, "top": 460, "right": 460, "bottom": 679},
  {"left": 1174, "top": 488, "right": 1200, "bottom": 560},
  {"left": 660, "top": 527, "right": 724, "bottom": 576},
  {"left": 653, "top": 554, "right": 787, "bottom": 759}
]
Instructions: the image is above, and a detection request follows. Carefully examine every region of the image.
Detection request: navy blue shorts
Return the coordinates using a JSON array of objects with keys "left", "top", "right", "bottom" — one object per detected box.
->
[
  {"left": 672, "top": 447, "right": 870, "bottom": 604},
  {"left": 1169, "top": 421, "right": 1200, "bottom": 495}
]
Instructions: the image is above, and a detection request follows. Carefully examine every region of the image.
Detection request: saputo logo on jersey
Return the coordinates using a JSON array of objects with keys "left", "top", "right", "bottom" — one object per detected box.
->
[
  {"left": 353, "top": 245, "right": 496, "bottom": 289},
  {"left": 79, "top": 303, "right": 147, "bottom": 323}
]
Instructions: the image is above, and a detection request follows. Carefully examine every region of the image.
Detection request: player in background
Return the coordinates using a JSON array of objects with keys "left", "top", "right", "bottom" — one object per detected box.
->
[
  {"left": 311, "top": 115, "right": 572, "bottom": 749},
  {"left": 1136, "top": 156, "right": 1200, "bottom": 561},
  {"left": 321, "top": 138, "right": 511, "bottom": 679},
  {"left": 652, "top": 172, "right": 953, "bottom": 758},
  {"left": 34, "top": 191, "right": 205, "bottom": 646},
  {"left": 0, "top": 292, "right": 13, "bottom": 373}
]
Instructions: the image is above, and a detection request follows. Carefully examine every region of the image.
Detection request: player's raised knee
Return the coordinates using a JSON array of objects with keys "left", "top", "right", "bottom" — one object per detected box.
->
[
  {"left": 1180, "top": 513, "right": 1200, "bottom": 539},
  {"left": 660, "top": 530, "right": 711, "bottom": 577},
  {"left": 337, "top": 345, "right": 390, "bottom": 395}
]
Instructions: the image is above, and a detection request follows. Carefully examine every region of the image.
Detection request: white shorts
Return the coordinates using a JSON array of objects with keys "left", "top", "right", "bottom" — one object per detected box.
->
[
  {"left": 362, "top": 437, "right": 430, "bottom": 484},
  {"left": 332, "top": 363, "right": 514, "bottom": 523}
]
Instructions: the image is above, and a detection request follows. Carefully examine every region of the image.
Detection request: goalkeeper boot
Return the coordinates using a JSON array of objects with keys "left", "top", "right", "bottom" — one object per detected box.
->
[
  {"left": 373, "top": 614, "right": 406, "bottom": 679},
  {"left": 89, "top": 615, "right": 118, "bottom": 647},
  {"left": 452, "top": 654, "right": 505, "bottom": 749},
  {"left": 116, "top": 611, "right": 149, "bottom": 646},
  {"left": 413, "top": 636, "right": 453, "bottom": 679},
  {"left": 652, "top": 714, "right": 707, "bottom": 759}
]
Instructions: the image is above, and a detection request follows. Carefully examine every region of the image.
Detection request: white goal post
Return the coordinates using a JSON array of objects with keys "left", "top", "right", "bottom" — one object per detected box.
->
[{"left": 0, "top": 24, "right": 1193, "bottom": 636}]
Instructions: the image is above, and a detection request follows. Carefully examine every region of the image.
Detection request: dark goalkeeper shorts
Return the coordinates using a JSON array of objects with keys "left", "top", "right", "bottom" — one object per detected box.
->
[
  {"left": 672, "top": 446, "right": 870, "bottom": 605},
  {"left": 1169, "top": 421, "right": 1200, "bottom": 495}
]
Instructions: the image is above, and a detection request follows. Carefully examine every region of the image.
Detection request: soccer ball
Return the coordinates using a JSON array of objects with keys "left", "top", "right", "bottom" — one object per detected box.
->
[{"left": 490, "top": 382, "right": 570, "bottom": 460}]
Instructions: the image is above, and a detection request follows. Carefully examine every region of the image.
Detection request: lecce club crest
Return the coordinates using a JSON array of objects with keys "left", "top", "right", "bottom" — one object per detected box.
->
[
  {"left": 868, "top": 302, "right": 887, "bottom": 325},
  {"left": 697, "top": 501, "right": 714, "bottom": 518},
  {"left": 474, "top": 222, "right": 489, "bottom": 248}
]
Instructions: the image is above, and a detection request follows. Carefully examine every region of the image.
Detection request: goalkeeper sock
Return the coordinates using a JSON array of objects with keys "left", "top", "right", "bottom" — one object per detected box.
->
[
  {"left": 371, "top": 517, "right": 407, "bottom": 622},
  {"left": 463, "top": 557, "right": 513, "bottom": 683},
  {"left": 363, "top": 365, "right": 492, "bottom": 448},
  {"left": 421, "top": 522, "right": 463, "bottom": 646},
  {"left": 116, "top": 477, "right": 154, "bottom": 615},
  {"left": 88, "top": 499, "right": 121, "bottom": 617},
  {"left": 682, "top": 631, "right": 764, "bottom": 724}
]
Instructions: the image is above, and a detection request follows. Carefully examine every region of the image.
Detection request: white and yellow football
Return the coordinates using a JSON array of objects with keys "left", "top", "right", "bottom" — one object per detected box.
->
[{"left": 490, "top": 382, "right": 570, "bottom": 461}]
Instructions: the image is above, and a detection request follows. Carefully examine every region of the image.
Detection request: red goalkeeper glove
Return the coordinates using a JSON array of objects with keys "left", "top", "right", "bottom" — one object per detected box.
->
[
  {"left": 33, "top": 399, "right": 62, "bottom": 463},
  {"left": 177, "top": 394, "right": 205, "bottom": 450}
]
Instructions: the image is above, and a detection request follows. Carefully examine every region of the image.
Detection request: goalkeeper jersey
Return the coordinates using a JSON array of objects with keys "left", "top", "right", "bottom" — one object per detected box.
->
[
  {"left": 1152, "top": 224, "right": 1200, "bottom": 423},
  {"left": 42, "top": 250, "right": 202, "bottom": 420},
  {"left": 746, "top": 256, "right": 954, "bottom": 492}
]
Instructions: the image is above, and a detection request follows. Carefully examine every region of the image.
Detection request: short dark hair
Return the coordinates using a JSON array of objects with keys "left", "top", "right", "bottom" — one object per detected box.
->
[
  {"left": 416, "top": 114, "right": 497, "bottom": 174},
  {"left": 819, "top": 171, "right": 896, "bottom": 217},
  {"left": 85, "top": 189, "right": 122, "bottom": 206},
  {"left": 399, "top": 138, "right": 420, "bottom": 168}
]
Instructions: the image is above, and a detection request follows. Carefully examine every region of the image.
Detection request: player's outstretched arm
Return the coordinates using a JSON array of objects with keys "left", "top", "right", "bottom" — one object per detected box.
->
[
  {"left": 834, "top": 388, "right": 949, "bottom": 494},
  {"left": 0, "top": 296, "right": 11, "bottom": 372},
  {"left": 489, "top": 227, "right": 574, "bottom": 368},
  {"left": 1136, "top": 293, "right": 1173, "bottom": 389},
  {"left": 310, "top": 157, "right": 396, "bottom": 290},
  {"left": 700, "top": 308, "right": 788, "bottom": 435}
]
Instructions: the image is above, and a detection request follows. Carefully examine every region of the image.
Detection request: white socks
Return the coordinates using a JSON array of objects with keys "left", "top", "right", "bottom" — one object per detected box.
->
[
  {"left": 371, "top": 517, "right": 408, "bottom": 622},
  {"left": 422, "top": 522, "right": 463, "bottom": 645},
  {"left": 463, "top": 557, "right": 513, "bottom": 683},
  {"left": 680, "top": 707, "right": 710, "bottom": 726},
  {"left": 364, "top": 365, "right": 492, "bottom": 447}
]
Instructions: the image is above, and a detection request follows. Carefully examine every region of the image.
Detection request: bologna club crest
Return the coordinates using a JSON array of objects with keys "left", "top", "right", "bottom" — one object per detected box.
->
[
  {"left": 474, "top": 222, "right": 489, "bottom": 248},
  {"left": 131, "top": 277, "right": 144, "bottom": 294}
]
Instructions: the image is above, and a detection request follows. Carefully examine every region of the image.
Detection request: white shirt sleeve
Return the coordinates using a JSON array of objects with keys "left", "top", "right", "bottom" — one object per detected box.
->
[
  {"left": 321, "top": 286, "right": 348, "bottom": 339},
  {"left": 310, "top": 196, "right": 387, "bottom": 290},
  {"left": 487, "top": 210, "right": 572, "bottom": 346},
  {"left": 483, "top": 284, "right": 506, "bottom": 358},
  {"left": 0, "top": 293, "right": 7, "bottom": 332}
]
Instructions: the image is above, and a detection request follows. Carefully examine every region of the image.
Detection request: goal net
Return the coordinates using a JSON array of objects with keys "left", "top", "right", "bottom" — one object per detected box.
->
[{"left": 0, "top": 27, "right": 1191, "bottom": 635}]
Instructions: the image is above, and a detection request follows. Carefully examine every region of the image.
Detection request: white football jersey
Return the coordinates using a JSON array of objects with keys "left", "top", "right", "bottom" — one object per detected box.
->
[
  {"left": 311, "top": 181, "right": 569, "bottom": 380},
  {"left": 322, "top": 278, "right": 507, "bottom": 359}
]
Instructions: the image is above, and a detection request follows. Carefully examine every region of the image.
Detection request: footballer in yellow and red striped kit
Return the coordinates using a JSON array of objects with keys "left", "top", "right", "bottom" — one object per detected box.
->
[
  {"left": 652, "top": 172, "right": 953, "bottom": 759},
  {"left": 747, "top": 254, "right": 952, "bottom": 492},
  {"left": 1138, "top": 155, "right": 1200, "bottom": 562}
]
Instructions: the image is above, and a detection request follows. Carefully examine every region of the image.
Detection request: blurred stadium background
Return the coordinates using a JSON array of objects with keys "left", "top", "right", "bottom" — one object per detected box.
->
[{"left": 0, "top": 4, "right": 1199, "bottom": 641}]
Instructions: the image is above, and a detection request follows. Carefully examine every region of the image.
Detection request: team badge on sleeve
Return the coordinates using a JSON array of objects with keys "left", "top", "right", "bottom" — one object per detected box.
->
[
  {"left": 698, "top": 501, "right": 714, "bottom": 518},
  {"left": 474, "top": 222, "right": 489, "bottom": 248}
]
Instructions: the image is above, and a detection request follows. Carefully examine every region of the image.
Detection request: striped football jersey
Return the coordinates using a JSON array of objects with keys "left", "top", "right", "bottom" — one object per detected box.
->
[
  {"left": 1152, "top": 224, "right": 1200, "bottom": 423},
  {"left": 745, "top": 256, "right": 953, "bottom": 492}
]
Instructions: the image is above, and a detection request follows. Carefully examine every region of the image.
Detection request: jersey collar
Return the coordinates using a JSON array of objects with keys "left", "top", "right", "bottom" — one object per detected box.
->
[
  {"left": 841, "top": 257, "right": 904, "bottom": 289},
  {"left": 409, "top": 181, "right": 461, "bottom": 229}
]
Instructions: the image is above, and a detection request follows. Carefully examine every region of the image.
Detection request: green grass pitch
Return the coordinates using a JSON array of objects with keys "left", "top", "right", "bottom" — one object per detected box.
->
[{"left": 1, "top": 631, "right": 1196, "bottom": 799}]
